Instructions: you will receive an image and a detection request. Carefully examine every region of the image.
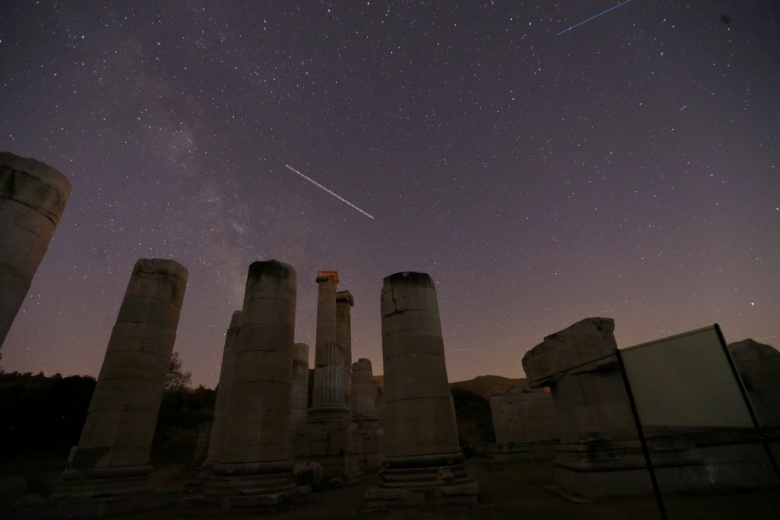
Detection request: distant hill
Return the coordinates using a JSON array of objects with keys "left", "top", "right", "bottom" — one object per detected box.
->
[
  {"left": 373, "top": 374, "right": 525, "bottom": 400},
  {"left": 450, "top": 375, "right": 526, "bottom": 400}
]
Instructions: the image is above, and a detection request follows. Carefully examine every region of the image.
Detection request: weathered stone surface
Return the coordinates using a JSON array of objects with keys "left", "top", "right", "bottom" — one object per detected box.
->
[
  {"left": 0, "top": 152, "right": 71, "bottom": 349},
  {"left": 55, "top": 259, "right": 187, "bottom": 499},
  {"left": 522, "top": 317, "right": 618, "bottom": 388},
  {"left": 202, "top": 311, "right": 242, "bottom": 468},
  {"left": 366, "top": 272, "right": 478, "bottom": 507},
  {"left": 728, "top": 339, "right": 780, "bottom": 427}
]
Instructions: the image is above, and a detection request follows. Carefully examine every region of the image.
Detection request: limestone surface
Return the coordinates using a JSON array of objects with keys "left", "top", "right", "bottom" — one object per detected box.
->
[{"left": 0, "top": 152, "right": 71, "bottom": 349}]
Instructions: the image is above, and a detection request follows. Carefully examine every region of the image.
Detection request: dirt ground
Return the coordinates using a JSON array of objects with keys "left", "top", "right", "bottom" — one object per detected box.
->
[{"left": 6, "top": 458, "right": 780, "bottom": 519}]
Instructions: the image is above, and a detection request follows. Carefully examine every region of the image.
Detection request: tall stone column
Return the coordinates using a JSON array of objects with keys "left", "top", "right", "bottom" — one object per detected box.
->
[
  {"left": 206, "top": 260, "right": 308, "bottom": 508},
  {"left": 290, "top": 343, "right": 310, "bottom": 434},
  {"left": 308, "top": 271, "right": 349, "bottom": 420},
  {"left": 351, "top": 359, "right": 385, "bottom": 471},
  {"left": 0, "top": 152, "right": 71, "bottom": 350},
  {"left": 294, "top": 271, "right": 360, "bottom": 487},
  {"left": 336, "top": 290, "right": 354, "bottom": 409},
  {"left": 366, "top": 272, "right": 478, "bottom": 508},
  {"left": 202, "top": 311, "right": 242, "bottom": 469},
  {"left": 57, "top": 259, "right": 188, "bottom": 499},
  {"left": 351, "top": 359, "right": 377, "bottom": 421}
]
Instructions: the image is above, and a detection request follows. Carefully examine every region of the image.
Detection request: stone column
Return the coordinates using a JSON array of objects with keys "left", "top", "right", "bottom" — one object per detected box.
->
[
  {"left": 308, "top": 271, "right": 349, "bottom": 420},
  {"left": 294, "top": 271, "right": 360, "bottom": 487},
  {"left": 351, "top": 358, "right": 377, "bottom": 421},
  {"left": 351, "top": 359, "right": 385, "bottom": 471},
  {"left": 366, "top": 272, "right": 478, "bottom": 508},
  {"left": 290, "top": 343, "right": 310, "bottom": 434},
  {"left": 0, "top": 152, "right": 71, "bottom": 350},
  {"left": 202, "top": 310, "right": 242, "bottom": 469},
  {"left": 522, "top": 317, "right": 637, "bottom": 499},
  {"left": 336, "top": 290, "right": 354, "bottom": 409},
  {"left": 205, "top": 260, "right": 308, "bottom": 507},
  {"left": 57, "top": 259, "right": 188, "bottom": 498}
]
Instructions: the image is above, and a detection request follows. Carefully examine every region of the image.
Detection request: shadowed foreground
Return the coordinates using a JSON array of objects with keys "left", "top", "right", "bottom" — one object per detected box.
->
[{"left": 131, "top": 460, "right": 779, "bottom": 520}]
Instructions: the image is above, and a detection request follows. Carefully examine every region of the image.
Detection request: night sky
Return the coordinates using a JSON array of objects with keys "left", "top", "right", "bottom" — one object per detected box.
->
[{"left": 1, "top": 1, "right": 778, "bottom": 388}]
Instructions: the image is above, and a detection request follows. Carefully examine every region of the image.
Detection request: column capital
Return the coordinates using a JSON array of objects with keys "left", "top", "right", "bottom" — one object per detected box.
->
[
  {"left": 316, "top": 270, "right": 339, "bottom": 284},
  {"left": 336, "top": 290, "right": 354, "bottom": 306}
]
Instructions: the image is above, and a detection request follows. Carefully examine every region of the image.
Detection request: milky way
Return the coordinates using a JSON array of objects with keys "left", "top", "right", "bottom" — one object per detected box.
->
[{"left": 1, "top": 1, "right": 778, "bottom": 387}]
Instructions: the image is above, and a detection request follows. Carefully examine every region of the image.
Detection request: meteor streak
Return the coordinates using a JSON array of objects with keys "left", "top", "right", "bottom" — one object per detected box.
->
[
  {"left": 284, "top": 164, "right": 375, "bottom": 220},
  {"left": 556, "top": 0, "right": 636, "bottom": 37}
]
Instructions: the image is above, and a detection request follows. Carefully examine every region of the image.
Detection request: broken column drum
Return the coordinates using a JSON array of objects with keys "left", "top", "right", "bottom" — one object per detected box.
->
[
  {"left": 290, "top": 342, "right": 310, "bottom": 433},
  {"left": 0, "top": 152, "right": 71, "bottom": 350},
  {"left": 366, "top": 271, "right": 478, "bottom": 507},
  {"left": 202, "top": 310, "right": 242, "bottom": 469},
  {"left": 58, "top": 258, "right": 188, "bottom": 497}
]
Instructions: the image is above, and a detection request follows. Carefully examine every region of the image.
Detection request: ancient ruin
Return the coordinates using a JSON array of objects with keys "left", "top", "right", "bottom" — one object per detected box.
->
[
  {"left": 523, "top": 318, "right": 780, "bottom": 499},
  {"left": 0, "top": 152, "right": 71, "bottom": 350},
  {"left": 294, "top": 271, "right": 360, "bottom": 486},
  {"left": 351, "top": 358, "right": 385, "bottom": 471},
  {"left": 43, "top": 259, "right": 188, "bottom": 516},
  {"left": 201, "top": 310, "right": 242, "bottom": 470},
  {"left": 200, "top": 260, "right": 308, "bottom": 508},
  {"left": 365, "top": 272, "right": 478, "bottom": 508},
  {"left": 489, "top": 385, "right": 557, "bottom": 461}
]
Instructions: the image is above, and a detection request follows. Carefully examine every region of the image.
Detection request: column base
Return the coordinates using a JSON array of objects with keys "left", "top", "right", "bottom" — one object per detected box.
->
[{"left": 365, "top": 458, "right": 479, "bottom": 509}]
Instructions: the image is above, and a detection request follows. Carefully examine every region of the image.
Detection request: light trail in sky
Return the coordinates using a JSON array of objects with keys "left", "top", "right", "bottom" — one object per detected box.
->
[
  {"left": 284, "top": 164, "right": 375, "bottom": 220},
  {"left": 556, "top": 0, "right": 636, "bottom": 37}
]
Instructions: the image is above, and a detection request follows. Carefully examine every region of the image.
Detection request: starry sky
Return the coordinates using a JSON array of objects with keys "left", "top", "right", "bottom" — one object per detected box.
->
[{"left": 1, "top": 1, "right": 778, "bottom": 388}]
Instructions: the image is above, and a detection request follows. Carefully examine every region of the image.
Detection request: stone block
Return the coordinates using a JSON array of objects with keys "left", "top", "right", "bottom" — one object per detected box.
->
[{"left": 522, "top": 317, "right": 618, "bottom": 388}]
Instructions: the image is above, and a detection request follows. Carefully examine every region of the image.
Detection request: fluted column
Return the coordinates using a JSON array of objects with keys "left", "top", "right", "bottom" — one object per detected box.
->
[
  {"left": 351, "top": 358, "right": 377, "bottom": 422},
  {"left": 309, "top": 271, "right": 349, "bottom": 420},
  {"left": 203, "top": 310, "right": 242, "bottom": 468},
  {"left": 290, "top": 342, "right": 310, "bottom": 433},
  {"left": 58, "top": 259, "right": 188, "bottom": 497},
  {"left": 336, "top": 290, "right": 354, "bottom": 408},
  {"left": 0, "top": 152, "right": 71, "bottom": 349}
]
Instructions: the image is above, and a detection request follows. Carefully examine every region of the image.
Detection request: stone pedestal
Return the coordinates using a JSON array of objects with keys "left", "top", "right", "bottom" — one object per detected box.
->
[
  {"left": 523, "top": 318, "right": 780, "bottom": 499},
  {"left": 489, "top": 385, "right": 557, "bottom": 461},
  {"left": 365, "top": 272, "right": 478, "bottom": 508},
  {"left": 0, "top": 152, "right": 71, "bottom": 350},
  {"left": 351, "top": 358, "right": 385, "bottom": 471},
  {"left": 28, "top": 259, "right": 188, "bottom": 518},
  {"left": 195, "top": 260, "right": 308, "bottom": 510},
  {"left": 728, "top": 339, "right": 780, "bottom": 427}
]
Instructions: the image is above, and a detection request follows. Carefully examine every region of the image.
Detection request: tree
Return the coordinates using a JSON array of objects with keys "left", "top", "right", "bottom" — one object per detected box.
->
[{"left": 165, "top": 351, "right": 192, "bottom": 391}]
